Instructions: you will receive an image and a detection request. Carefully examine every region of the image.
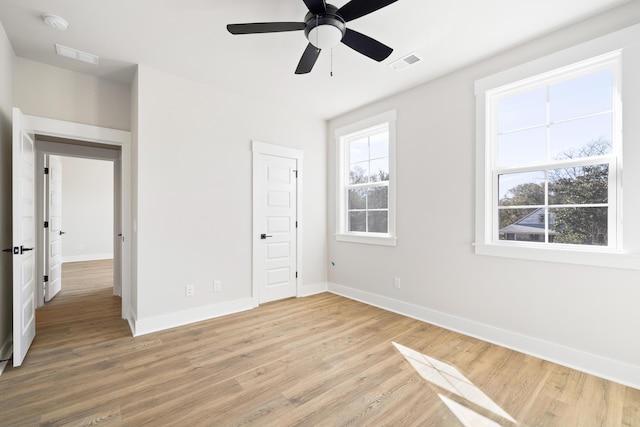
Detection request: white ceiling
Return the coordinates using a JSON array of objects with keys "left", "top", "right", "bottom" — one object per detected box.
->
[{"left": 0, "top": 0, "right": 630, "bottom": 119}]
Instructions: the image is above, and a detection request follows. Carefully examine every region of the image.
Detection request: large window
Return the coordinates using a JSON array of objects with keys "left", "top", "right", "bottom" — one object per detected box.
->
[
  {"left": 494, "top": 58, "right": 619, "bottom": 248},
  {"left": 336, "top": 110, "right": 396, "bottom": 246},
  {"left": 474, "top": 24, "right": 640, "bottom": 269}
]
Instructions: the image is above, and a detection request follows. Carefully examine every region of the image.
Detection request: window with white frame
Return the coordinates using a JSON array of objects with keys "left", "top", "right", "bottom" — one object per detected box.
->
[
  {"left": 336, "top": 110, "right": 396, "bottom": 246},
  {"left": 493, "top": 57, "right": 619, "bottom": 248},
  {"left": 473, "top": 28, "right": 640, "bottom": 269}
]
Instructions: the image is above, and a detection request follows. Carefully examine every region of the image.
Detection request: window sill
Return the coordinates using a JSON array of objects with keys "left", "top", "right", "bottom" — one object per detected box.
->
[
  {"left": 474, "top": 242, "right": 640, "bottom": 270},
  {"left": 336, "top": 233, "right": 397, "bottom": 246}
]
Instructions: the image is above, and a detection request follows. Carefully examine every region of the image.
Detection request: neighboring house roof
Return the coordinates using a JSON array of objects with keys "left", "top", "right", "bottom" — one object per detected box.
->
[{"left": 500, "top": 208, "right": 557, "bottom": 235}]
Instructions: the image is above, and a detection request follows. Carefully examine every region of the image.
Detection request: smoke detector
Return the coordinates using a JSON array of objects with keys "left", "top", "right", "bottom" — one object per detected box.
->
[{"left": 43, "top": 14, "right": 69, "bottom": 31}]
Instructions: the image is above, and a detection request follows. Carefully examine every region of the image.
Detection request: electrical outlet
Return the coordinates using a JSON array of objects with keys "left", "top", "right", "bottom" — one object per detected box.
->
[
  {"left": 213, "top": 280, "right": 221, "bottom": 292},
  {"left": 186, "top": 285, "right": 195, "bottom": 297},
  {"left": 393, "top": 277, "right": 401, "bottom": 289}
]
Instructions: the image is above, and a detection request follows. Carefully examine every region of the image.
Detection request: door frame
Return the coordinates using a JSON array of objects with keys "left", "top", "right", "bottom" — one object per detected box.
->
[
  {"left": 27, "top": 115, "right": 132, "bottom": 325},
  {"left": 251, "top": 141, "right": 303, "bottom": 306}
]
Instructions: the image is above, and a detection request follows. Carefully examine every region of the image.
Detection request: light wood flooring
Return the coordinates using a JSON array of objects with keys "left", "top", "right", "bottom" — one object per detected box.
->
[{"left": 1, "top": 260, "right": 638, "bottom": 426}]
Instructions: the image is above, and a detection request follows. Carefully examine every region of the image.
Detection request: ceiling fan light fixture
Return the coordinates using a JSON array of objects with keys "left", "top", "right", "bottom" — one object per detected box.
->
[{"left": 308, "top": 24, "right": 343, "bottom": 49}]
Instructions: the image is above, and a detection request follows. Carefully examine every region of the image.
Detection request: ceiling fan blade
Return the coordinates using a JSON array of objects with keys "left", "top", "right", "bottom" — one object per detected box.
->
[
  {"left": 227, "top": 22, "right": 306, "bottom": 35},
  {"left": 295, "top": 43, "right": 321, "bottom": 74},
  {"left": 341, "top": 28, "right": 393, "bottom": 62},
  {"left": 337, "top": 0, "right": 398, "bottom": 22},
  {"left": 303, "top": 0, "right": 327, "bottom": 15}
]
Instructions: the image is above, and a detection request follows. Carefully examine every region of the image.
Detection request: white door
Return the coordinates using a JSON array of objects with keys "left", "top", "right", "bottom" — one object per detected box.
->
[
  {"left": 255, "top": 153, "right": 298, "bottom": 303},
  {"left": 45, "top": 155, "right": 63, "bottom": 301},
  {"left": 12, "top": 108, "right": 36, "bottom": 367}
]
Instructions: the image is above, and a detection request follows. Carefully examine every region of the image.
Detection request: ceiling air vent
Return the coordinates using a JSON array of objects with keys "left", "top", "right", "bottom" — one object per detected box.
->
[
  {"left": 55, "top": 44, "right": 99, "bottom": 65},
  {"left": 389, "top": 53, "right": 422, "bottom": 71}
]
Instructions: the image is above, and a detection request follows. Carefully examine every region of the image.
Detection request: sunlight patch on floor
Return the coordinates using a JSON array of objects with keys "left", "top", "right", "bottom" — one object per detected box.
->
[{"left": 392, "top": 341, "right": 516, "bottom": 426}]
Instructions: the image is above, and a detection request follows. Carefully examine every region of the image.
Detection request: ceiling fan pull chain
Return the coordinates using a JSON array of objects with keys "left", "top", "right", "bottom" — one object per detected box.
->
[{"left": 330, "top": 48, "right": 334, "bottom": 77}]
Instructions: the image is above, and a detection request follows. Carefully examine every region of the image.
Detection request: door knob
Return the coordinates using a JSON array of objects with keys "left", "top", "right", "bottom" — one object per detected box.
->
[
  {"left": 20, "top": 246, "right": 34, "bottom": 254},
  {"left": 59, "top": 231, "right": 66, "bottom": 236},
  {"left": 260, "top": 234, "right": 273, "bottom": 239}
]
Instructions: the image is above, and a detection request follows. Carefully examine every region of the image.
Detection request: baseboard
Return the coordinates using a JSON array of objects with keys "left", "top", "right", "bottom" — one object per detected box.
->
[
  {"left": 0, "top": 334, "right": 13, "bottom": 377},
  {"left": 62, "top": 253, "right": 113, "bottom": 264},
  {"left": 127, "top": 309, "right": 137, "bottom": 337},
  {"left": 328, "top": 282, "right": 640, "bottom": 390},
  {"left": 133, "top": 298, "right": 256, "bottom": 337},
  {"left": 298, "top": 281, "right": 328, "bottom": 297}
]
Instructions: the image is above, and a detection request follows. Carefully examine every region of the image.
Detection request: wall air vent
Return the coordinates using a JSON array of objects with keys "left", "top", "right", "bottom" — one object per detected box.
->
[
  {"left": 389, "top": 53, "right": 422, "bottom": 71},
  {"left": 55, "top": 44, "right": 99, "bottom": 65}
]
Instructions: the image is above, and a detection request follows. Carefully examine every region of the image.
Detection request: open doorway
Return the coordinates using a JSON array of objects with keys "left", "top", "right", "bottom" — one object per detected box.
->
[
  {"left": 43, "top": 155, "right": 115, "bottom": 303},
  {"left": 10, "top": 111, "right": 132, "bottom": 366},
  {"left": 34, "top": 135, "right": 125, "bottom": 312}
]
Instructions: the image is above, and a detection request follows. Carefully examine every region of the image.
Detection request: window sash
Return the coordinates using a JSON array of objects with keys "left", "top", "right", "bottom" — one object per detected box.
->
[
  {"left": 343, "top": 126, "right": 389, "bottom": 234},
  {"left": 487, "top": 57, "right": 620, "bottom": 249}
]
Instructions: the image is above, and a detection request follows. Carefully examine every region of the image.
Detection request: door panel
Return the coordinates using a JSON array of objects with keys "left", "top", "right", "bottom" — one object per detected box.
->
[
  {"left": 12, "top": 108, "right": 36, "bottom": 366},
  {"left": 46, "top": 155, "right": 63, "bottom": 301},
  {"left": 257, "top": 154, "right": 297, "bottom": 303}
]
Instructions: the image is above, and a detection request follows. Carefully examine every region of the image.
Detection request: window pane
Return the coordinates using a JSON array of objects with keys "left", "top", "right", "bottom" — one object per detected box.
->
[
  {"left": 369, "top": 158, "right": 389, "bottom": 182},
  {"left": 348, "top": 189, "right": 366, "bottom": 209},
  {"left": 370, "top": 132, "right": 388, "bottom": 159},
  {"left": 499, "top": 208, "right": 546, "bottom": 241},
  {"left": 498, "top": 127, "right": 547, "bottom": 167},
  {"left": 350, "top": 138, "right": 369, "bottom": 163},
  {"left": 368, "top": 211, "right": 388, "bottom": 233},
  {"left": 497, "top": 87, "right": 547, "bottom": 132},
  {"left": 550, "top": 115, "right": 612, "bottom": 161},
  {"left": 349, "top": 211, "right": 366, "bottom": 232},
  {"left": 551, "top": 207, "right": 608, "bottom": 245},
  {"left": 550, "top": 69, "right": 612, "bottom": 122},
  {"left": 499, "top": 171, "right": 545, "bottom": 206},
  {"left": 368, "top": 186, "right": 388, "bottom": 209},
  {"left": 548, "top": 164, "right": 608, "bottom": 205},
  {"left": 349, "top": 162, "right": 369, "bottom": 184}
]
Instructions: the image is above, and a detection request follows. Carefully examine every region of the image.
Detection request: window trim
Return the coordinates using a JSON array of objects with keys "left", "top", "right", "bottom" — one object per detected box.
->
[
  {"left": 336, "top": 110, "right": 397, "bottom": 246},
  {"left": 474, "top": 24, "right": 640, "bottom": 270}
]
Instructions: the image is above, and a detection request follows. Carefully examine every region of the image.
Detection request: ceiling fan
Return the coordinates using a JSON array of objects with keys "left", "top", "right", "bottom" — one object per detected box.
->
[{"left": 227, "top": 0, "right": 398, "bottom": 74}]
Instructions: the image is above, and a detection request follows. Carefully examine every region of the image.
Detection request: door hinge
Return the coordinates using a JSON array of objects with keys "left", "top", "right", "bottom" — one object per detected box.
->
[
  {"left": 295, "top": 221, "right": 298, "bottom": 228},
  {"left": 44, "top": 221, "right": 49, "bottom": 228},
  {"left": 44, "top": 275, "right": 49, "bottom": 283},
  {"left": 44, "top": 167, "right": 49, "bottom": 175},
  {"left": 295, "top": 272, "right": 298, "bottom": 278},
  {"left": 294, "top": 170, "right": 298, "bottom": 178}
]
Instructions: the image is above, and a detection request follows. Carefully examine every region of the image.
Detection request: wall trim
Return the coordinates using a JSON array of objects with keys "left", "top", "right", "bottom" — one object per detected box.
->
[
  {"left": 62, "top": 254, "right": 114, "bottom": 264},
  {"left": 298, "top": 281, "right": 328, "bottom": 297},
  {"left": 328, "top": 282, "right": 640, "bottom": 390},
  {"left": 133, "top": 298, "right": 256, "bottom": 337}
]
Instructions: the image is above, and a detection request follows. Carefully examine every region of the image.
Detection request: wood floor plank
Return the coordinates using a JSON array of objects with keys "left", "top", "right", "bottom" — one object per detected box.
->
[{"left": 0, "top": 260, "right": 638, "bottom": 426}]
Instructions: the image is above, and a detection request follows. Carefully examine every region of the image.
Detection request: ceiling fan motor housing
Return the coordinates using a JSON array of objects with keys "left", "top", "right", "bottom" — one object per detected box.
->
[{"left": 304, "top": 4, "right": 346, "bottom": 49}]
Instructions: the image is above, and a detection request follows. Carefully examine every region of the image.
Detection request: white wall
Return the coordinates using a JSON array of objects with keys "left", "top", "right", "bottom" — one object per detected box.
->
[
  {"left": 0, "top": 21, "right": 14, "bottom": 360},
  {"left": 328, "top": 2, "right": 640, "bottom": 388},
  {"left": 132, "top": 65, "right": 327, "bottom": 331},
  {"left": 59, "top": 156, "right": 114, "bottom": 263},
  {"left": 13, "top": 58, "right": 131, "bottom": 131}
]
